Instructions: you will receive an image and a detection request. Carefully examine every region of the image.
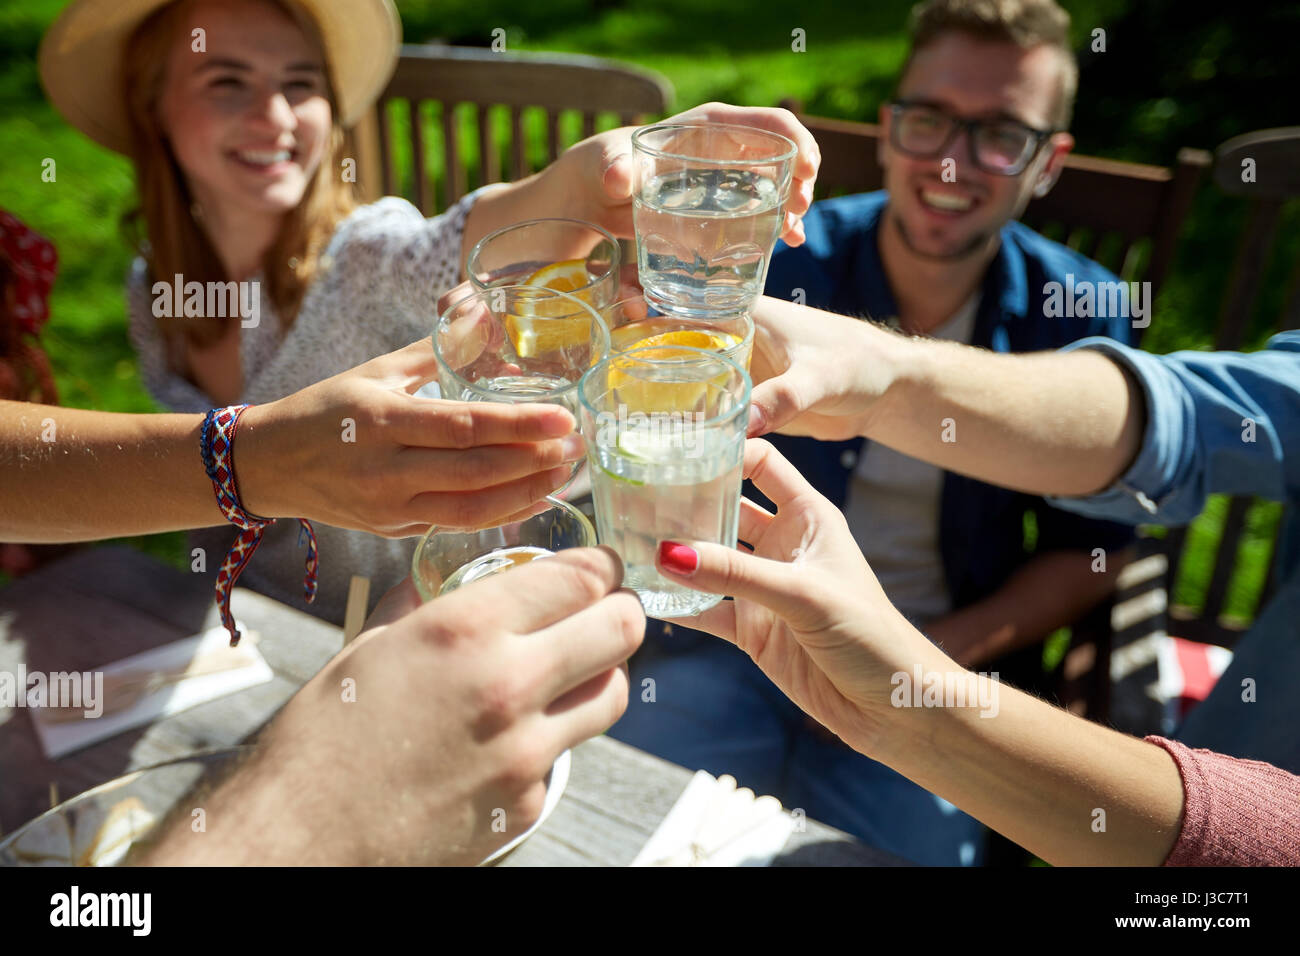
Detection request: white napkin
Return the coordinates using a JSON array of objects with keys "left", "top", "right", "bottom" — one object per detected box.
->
[
  {"left": 29, "top": 623, "right": 273, "bottom": 760},
  {"left": 631, "top": 771, "right": 796, "bottom": 867}
]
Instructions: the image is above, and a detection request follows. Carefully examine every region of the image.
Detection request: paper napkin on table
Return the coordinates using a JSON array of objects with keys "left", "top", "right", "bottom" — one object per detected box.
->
[
  {"left": 631, "top": 771, "right": 797, "bottom": 867},
  {"left": 29, "top": 623, "right": 273, "bottom": 760}
]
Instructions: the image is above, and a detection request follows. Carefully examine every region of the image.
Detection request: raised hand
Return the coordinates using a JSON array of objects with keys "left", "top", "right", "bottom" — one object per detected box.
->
[
  {"left": 747, "top": 296, "right": 901, "bottom": 439},
  {"left": 238, "top": 338, "right": 585, "bottom": 535},
  {"left": 653, "top": 438, "right": 949, "bottom": 757},
  {"left": 142, "top": 547, "right": 645, "bottom": 865},
  {"left": 545, "top": 102, "right": 820, "bottom": 246}
]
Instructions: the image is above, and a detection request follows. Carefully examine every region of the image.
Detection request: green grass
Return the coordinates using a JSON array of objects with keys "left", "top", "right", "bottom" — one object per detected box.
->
[{"left": 0, "top": 0, "right": 1287, "bottom": 622}]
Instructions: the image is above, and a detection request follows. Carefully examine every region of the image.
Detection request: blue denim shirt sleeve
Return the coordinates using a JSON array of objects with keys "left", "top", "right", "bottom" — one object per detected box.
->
[{"left": 1046, "top": 332, "right": 1300, "bottom": 526}]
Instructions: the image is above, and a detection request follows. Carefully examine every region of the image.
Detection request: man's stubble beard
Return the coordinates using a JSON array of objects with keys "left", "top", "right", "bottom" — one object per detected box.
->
[{"left": 889, "top": 205, "right": 996, "bottom": 263}]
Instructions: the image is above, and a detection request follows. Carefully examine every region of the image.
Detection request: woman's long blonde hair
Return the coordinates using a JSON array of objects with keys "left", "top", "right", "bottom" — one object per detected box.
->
[{"left": 121, "top": 0, "right": 357, "bottom": 349}]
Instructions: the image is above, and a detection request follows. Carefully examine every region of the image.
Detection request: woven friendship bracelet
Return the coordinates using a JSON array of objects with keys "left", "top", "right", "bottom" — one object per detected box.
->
[{"left": 200, "top": 405, "right": 319, "bottom": 646}]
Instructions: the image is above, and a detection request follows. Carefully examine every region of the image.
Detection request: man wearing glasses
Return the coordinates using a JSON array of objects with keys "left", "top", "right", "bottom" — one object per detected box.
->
[{"left": 611, "top": 0, "right": 1137, "bottom": 866}]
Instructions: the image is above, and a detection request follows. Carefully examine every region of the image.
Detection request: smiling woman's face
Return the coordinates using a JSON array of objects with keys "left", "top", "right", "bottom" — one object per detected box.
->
[{"left": 157, "top": 0, "right": 332, "bottom": 218}]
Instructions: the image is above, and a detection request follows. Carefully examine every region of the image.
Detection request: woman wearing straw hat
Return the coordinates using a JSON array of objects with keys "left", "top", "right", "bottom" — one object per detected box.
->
[{"left": 38, "top": 0, "right": 820, "bottom": 622}]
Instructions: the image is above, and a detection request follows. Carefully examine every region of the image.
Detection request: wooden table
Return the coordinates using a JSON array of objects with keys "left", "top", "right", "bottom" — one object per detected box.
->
[{"left": 0, "top": 546, "right": 903, "bottom": 866}]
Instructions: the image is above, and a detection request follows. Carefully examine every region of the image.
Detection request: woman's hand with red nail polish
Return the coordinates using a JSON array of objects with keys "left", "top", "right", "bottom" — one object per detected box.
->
[
  {"left": 654, "top": 438, "right": 951, "bottom": 759},
  {"left": 656, "top": 540, "right": 699, "bottom": 576}
]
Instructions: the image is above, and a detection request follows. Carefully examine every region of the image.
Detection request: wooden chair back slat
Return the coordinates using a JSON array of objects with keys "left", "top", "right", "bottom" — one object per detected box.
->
[
  {"left": 377, "top": 103, "right": 396, "bottom": 197},
  {"left": 1162, "top": 526, "right": 1190, "bottom": 609},
  {"left": 476, "top": 103, "right": 497, "bottom": 187},
  {"left": 381, "top": 45, "right": 669, "bottom": 114},
  {"left": 408, "top": 100, "right": 431, "bottom": 214},
  {"left": 1216, "top": 200, "right": 1284, "bottom": 350},
  {"left": 508, "top": 105, "right": 528, "bottom": 182},
  {"left": 1147, "top": 148, "right": 1215, "bottom": 302},
  {"left": 1199, "top": 496, "right": 1253, "bottom": 623},
  {"left": 547, "top": 109, "right": 563, "bottom": 163},
  {"left": 1259, "top": 510, "right": 1285, "bottom": 609},
  {"left": 441, "top": 104, "right": 465, "bottom": 210},
  {"left": 359, "top": 45, "right": 671, "bottom": 213}
]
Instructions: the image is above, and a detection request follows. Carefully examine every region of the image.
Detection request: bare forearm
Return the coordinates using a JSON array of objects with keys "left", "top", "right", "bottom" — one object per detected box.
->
[
  {"left": 930, "top": 549, "right": 1125, "bottom": 666},
  {"left": 868, "top": 333, "right": 1146, "bottom": 496},
  {"left": 139, "top": 741, "right": 363, "bottom": 866},
  {"left": 457, "top": 144, "right": 614, "bottom": 278},
  {"left": 0, "top": 402, "right": 223, "bottom": 541},
  {"left": 875, "top": 669, "right": 1185, "bottom": 866},
  {"left": 458, "top": 181, "right": 532, "bottom": 277},
  {"left": 459, "top": 168, "right": 593, "bottom": 279}
]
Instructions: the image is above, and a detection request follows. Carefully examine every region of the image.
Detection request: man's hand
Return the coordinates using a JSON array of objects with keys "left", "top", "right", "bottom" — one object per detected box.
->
[
  {"left": 747, "top": 297, "right": 1145, "bottom": 497},
  {"left": 747, "top": 296, "right": 903, "bottom": 439},
  {"left": 141, "top": 547, "right": 644, "bottom": 866},
  {"left": 238, "top": 339, "right": 586, "bottom": 536},
  {"left": 539, "top": 102, "right": 820, "bottom": 246}
]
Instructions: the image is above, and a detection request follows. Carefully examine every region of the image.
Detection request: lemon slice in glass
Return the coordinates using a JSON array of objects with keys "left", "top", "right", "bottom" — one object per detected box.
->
[
  {"left": 609, "top": 331, "right": 736, "bottom": 413},
  {"left": 505, "top": 259, "right": 596, "bottom": 358}
]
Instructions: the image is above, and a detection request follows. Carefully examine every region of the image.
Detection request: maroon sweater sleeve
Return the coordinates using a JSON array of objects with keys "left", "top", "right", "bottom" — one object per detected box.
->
[{"left": 1146, "top": 736, "right": 1300, "bottom": 866}]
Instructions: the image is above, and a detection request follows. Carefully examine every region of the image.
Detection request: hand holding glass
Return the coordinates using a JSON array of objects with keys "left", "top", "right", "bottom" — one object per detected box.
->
[
  {"left": 411, "top": 497, "right": 597, "bottom": 600},
  {"left": 579, "top": 346, "right": 750, "bottom": 618},
  {"left": 468, "top": 217, "right": 620, "bottom": 309},
  {"left": 632, "top": 123, "right": 796, "bottom": 318}
]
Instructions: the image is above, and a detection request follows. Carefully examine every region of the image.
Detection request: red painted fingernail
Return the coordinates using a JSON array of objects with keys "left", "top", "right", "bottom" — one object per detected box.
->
[{"left": 657, "top": 541, "right": 698, "bottom": 576}]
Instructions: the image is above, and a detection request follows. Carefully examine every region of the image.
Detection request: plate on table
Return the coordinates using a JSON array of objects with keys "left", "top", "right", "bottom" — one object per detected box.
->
[
  {"left": 0, "top": 748, "right": 245, "bottom": 867},
  {"left": 479, "top": 748, "right": 571, "bottom": 865},
  {"left": 1, "top": 745, "right": 572, "bottom": 867}
]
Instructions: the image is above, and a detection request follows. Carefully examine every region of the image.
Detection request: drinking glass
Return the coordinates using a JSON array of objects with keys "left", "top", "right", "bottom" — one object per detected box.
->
[
  {"left": 632, "top": 123, "right": 796, "bottom": 318},
  {"left": 435, "top": 284, "right": 610, "bottom": 488},
  {"left": 603, "top": 294, "right": 754, "bottom": 370},
  {"left": 411, "top": 496, "right": 597, "bottom": 601},
  {"left": 578, "top": 345, "right": 750, "bottom": 618},
  {"left": 0, "top": 748, "right": 245, "bottom": 867},
  {"left": 468, "top": 218, "right": 620, "bottom": 311}
]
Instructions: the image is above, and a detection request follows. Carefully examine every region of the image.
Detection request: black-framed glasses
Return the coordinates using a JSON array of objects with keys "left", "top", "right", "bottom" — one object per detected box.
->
[{"left": 887, "top": 101, "right": 1056, "bottom": 176}]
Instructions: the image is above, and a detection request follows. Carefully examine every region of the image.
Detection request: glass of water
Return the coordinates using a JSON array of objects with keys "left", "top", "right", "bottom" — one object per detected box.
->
[
  {"left": 412, "top": 496, "right": 597, "bottom": 601},
  {"left": 435, "top": 283, "right": 610, "bottom": 408},
  {"left": 468, "top": 218, "right": 621, "bottom": 310},
  {"left": 578, "top": 345, "right": 750, "bottom": 618},
  {"left": 632, "top": 123, "right": 796, "bottom": 318},
  {"left": 604, "top": 294, "right": 754, "bottom": 370},
  {"left": 436, "top": 285, "right": 610, "bottom": 485}
]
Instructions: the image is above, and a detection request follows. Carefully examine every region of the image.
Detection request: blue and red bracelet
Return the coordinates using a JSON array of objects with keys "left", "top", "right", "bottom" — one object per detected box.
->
[{"left": 200, "top": 405, "right": 318, "bottom": 645}]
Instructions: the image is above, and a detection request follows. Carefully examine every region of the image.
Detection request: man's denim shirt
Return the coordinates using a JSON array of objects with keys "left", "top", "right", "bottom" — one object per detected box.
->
[{"left": 1053, "top": 331, "right": 1300, "bottom": 589}]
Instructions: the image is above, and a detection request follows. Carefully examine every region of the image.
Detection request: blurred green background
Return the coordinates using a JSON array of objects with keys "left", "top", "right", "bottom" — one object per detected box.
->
[{"left": 0, "top": 0, "right": 1294, "bottom": 621}]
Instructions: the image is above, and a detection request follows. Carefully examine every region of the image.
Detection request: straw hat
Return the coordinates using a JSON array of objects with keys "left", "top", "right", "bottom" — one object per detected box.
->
[{"left": 39, "top": 0, "right": 401, "bottom": 155}]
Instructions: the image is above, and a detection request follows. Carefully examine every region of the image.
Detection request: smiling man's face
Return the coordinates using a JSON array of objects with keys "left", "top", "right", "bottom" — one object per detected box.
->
[{"left": 880, "top": 31, "right": 1074, "bottom": 261}]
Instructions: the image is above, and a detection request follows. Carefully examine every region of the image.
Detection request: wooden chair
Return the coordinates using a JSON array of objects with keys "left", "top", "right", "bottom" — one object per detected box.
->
[
  {"left": 1114, "top": 128, "right": 1300, "bottom": 661},
  {"left": 777, "top": 102, "right": 1211, "bottom": 296},
  {"left": 354, "top": 44, "right": 673, "bottom": 214}
]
